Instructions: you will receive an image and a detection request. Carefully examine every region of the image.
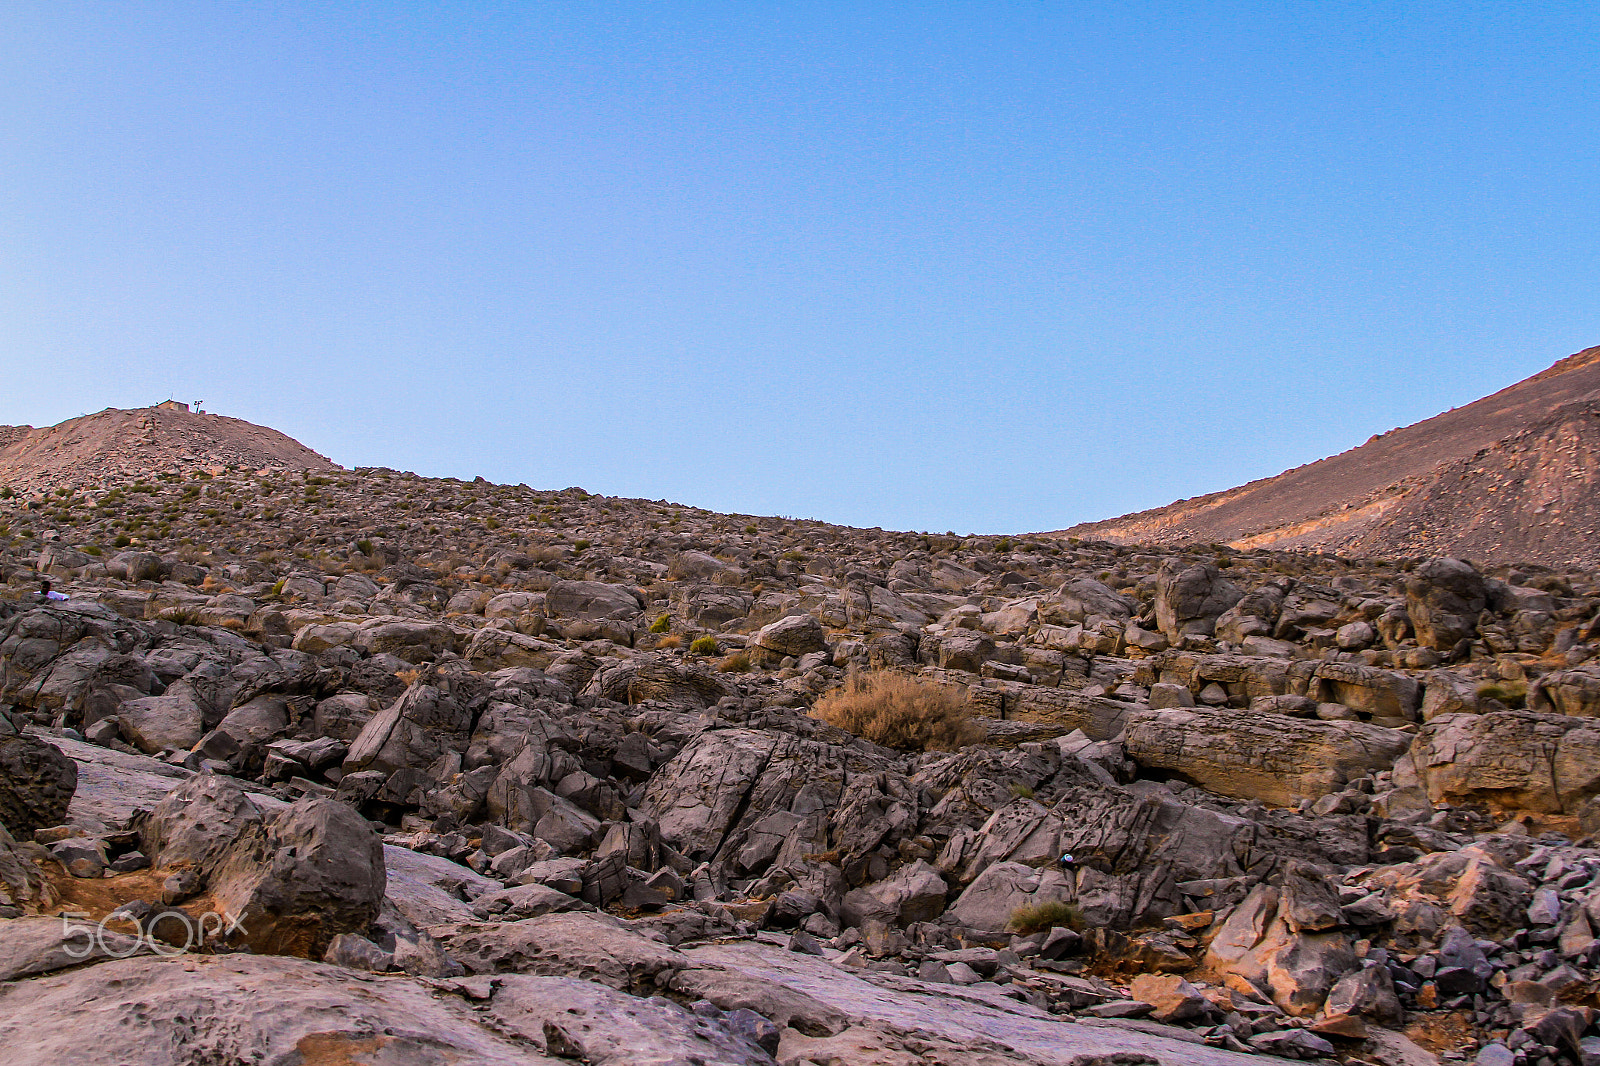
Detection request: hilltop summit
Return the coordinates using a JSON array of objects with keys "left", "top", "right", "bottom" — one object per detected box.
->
[{"left": 0, "top": 405, "right": 339, "bottom": 493}]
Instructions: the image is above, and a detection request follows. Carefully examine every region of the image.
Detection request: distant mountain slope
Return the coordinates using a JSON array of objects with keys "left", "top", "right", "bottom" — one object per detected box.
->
[
  {"left": 1054, "top": 344, "right": 1600, "bottom": 567},
  {"left": 0, "top": 406, "right": 339, "bottom": 493}
]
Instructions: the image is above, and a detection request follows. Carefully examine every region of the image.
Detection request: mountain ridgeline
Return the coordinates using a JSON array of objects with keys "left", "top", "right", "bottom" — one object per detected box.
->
[{"left": 1056, "top": 345, "right": 1600, "bottom": 568}]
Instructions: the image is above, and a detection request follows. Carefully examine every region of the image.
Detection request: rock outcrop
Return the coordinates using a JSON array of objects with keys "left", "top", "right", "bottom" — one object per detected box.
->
[
  {"left": 1, "top": 396, "right": 1600, "bottom": 1064},
  {"left": 0, "top": 733, "right": 76, "bottom": 835}
]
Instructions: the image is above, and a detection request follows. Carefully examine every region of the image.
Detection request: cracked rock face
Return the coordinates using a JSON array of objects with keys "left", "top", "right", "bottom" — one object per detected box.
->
[{"left": 0, "top": 733, "right": 76, "bottom": 836}]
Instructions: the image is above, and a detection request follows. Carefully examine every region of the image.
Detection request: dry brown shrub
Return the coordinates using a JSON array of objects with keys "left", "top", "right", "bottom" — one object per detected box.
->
[
  {"left": 1009, "top": 900, "right": 1084, "bottom": 935},
  {"left": 717, "top": 651, "right": 751, "bottom": 673},
  {"left": 656, "top": 634, "right": 683, "bottom": 649},
  {"left": 394, "top": 668, "right": 422, "bottom": 687},
  {"left": 811, "top": 670, "right": 984, "bottom": 752}
]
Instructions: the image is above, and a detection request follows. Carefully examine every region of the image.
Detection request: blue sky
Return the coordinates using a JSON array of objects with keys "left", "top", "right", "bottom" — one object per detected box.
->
[{"left": 3, "top": 2, "right": 1597, "bottom": 533}]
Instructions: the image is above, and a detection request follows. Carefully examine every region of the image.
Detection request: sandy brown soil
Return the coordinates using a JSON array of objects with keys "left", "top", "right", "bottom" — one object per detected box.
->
[
  {"left": 0, "top": 405, "right": 338, "bottom": 494},
  {"left": 1055, "top": 345, "right": 1600, "bottom": 566}
]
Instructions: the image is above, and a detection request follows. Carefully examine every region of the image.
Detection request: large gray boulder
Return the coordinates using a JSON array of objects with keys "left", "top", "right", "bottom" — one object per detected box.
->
[
  {"left": 687, "top": 587, "right": 753, "bottom": 628},
  {"left": 923, "top": 630, "right": 995, "bottom": 672},
  {"left": 288, "top": 621, "right": 360, "bottom": 654},
  {"left": 1324, "top": 964, "right": 1404, "bottom": 1027},
  {"left": 343, "top": 676, "right": 474, "bottom": 777},
  {"left": 1154, "top": 562, "right": 1244, "bottom": 643},
  {"left": 1214, "top": 581, "right": 1290, "bottom": 643},
  {"left": 371, "top": 580, "right": 450, "bottom": 614},
  {"left": 753, "top": 613, "right": 827, "bottom": 659},
  {"left": 0, "top": 734, "right": 77, "bottom": 835},
  {"left": 583, "top": 657, "right": 733, "bottom": 710},
  {"left": 484, "top": 590, "right": 545, "bottom": 621},
  {"left": 107, "top": 550, "right": 164, "bottom": 583},
  {"left": 212, "top": 695, "right": 289, "bottom": 746},
  {"left": 668, "top": 550, "right": 728, "bottom": 582},
  {"left": 383, "top": 843, "right": 500, "bottom": 928},
  {"left": 117, "top": 693, "right": 205, "bottom": 754},
  {"left": 1406, "top": 557, "right": 1487, "bottom": 651},
  {"left": 949, "top": 861, "right": 1072, "bottom": 933},
  {"left": 462, "top": 627, "right": 561, "bottom": 671},
  {"left": 940, "top": 772, "right": 1368, "bottom": 930},
  {"left": 641, "top": 728, "right": 909, "bottom": 885},
  {"left": 1204, "top": 883, "right": 1358, "bottom": 1017},
  {"left": 209, "top": 797, "right": 386, "bottom": 957},
  {"left": 138, "top": 775, "right": 385, "bottom": 956},
  {"left": 330, "top": 572, "right": 380, "bottom": 601},
  {"left": 545, "top": 580, "right": 642, "bottom": 621},
  {"left": 197, "top": 594, "right": 256, "bottom": 629},
  {"left": 1042, "top": 577, "right": 1133, "bottom": 625},
  {"left": 840, "top": 859, "right": 948, "bottom": 927},
  {"left": 1309, "top": 661, "right": 1421, "bottom": 722},
  {"left": 491, "top": 784, "right": 600, "bottom": 853},
  {"left": 0, "top": 605, "right": 153, "bottom": 722},
  {"left": 353, "top": 618, "right": 458, "bottom": 663},
  {"left": 313, "top": 692, "right": 380, "bottom": 742},
  {"left": 138, "top": 774, "right": 265, "bottom": 874},
  {"left": 642, "top": 729, "right": 781, "bottom": 861}
]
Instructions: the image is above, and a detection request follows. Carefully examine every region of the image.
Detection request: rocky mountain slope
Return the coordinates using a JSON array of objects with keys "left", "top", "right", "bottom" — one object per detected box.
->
[
  {"left": 1057, "top": 345, "right": 1600, "bottom": 568},
  {"left": 1, "top": 414, "right": 1600, "bottom": 1065},
  {"left": 0, "top": 405, "right": 338, "bottom": 495}
]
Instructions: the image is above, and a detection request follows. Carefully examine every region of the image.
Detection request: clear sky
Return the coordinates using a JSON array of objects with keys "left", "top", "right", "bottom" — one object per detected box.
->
[{"left": 3, "top": 3, "right": 1597, "bottom": 533}]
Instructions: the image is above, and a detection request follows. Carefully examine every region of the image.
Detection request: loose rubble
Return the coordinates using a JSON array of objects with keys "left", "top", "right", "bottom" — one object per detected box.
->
[{"left": 1, "top": 417, "right": 1600, "bottom": 1065}]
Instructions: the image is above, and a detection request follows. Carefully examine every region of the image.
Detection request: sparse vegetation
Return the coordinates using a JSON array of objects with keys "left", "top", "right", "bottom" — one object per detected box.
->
[
  {"left": 656, "top": 634, "right": 683, "bottom": 649},
  {"left": 1476, "top": 679, "right": 1528, "bottom": 707},
  {"left": 1009, "top": 900, "right": 1084, "bottom": 936},
  {"left": 811, "top": 670, "right": 984, "bottom": 752},
  {"left": 649, "top": 615, "right": 671, "bottom": 633},
  {"left": 689, "top": 635, "right": 720, "bottom": 655},
  {"left": 717, "top": 651, "right": 751, "bottom": 673}
]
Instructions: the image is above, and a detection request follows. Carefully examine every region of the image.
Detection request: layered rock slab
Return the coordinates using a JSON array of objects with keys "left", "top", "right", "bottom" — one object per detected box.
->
[{"left": 1124, "top": 708, "right": 1413, "bottom": 806}]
